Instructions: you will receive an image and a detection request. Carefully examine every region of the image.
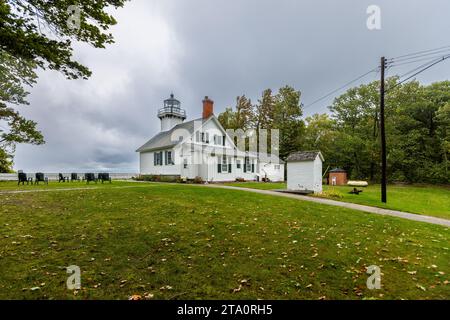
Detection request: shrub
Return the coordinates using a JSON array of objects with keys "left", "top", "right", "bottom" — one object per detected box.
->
[
  {"left": 312, "top": 190, "right": 343, "bottom": 199},
  {"left": 159, "top": 175, "right": 178, "bottom": 183},
  {"left": 177, "top": 176, "right": 187, "bottom": 183},
  {"left": 134, "top": 175, "right": 181, "bottom": 183},
  {"left": 193, "top": 176, "right": 204, "bottom": 184},
  {"left": 235, "top": 177, "right": 245, "bottom": 182},
  {"left": 134, "top": 175, "right": 154, "bottom": 181}
]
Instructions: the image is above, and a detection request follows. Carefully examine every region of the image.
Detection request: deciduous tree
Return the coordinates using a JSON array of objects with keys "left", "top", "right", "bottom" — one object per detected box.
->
[{"left": 0, "top": 0, "right": 128, "bottom": 171}]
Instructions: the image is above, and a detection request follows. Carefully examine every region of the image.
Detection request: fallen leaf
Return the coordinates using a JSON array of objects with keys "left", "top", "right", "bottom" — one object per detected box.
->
[
  {"left": 416, "top": 284, "right": 426, "bottom": 291},
  {"left": 144, "top": 293, "right": 154, "bottom": 299},
  {"left": 232, "top": 285, "right": 242, "bottom": 293}
]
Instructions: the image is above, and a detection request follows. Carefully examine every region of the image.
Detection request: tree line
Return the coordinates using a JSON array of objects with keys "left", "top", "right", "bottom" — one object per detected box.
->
[
  {"left": 218, "top": 80, "right": 450, "bottom": 184},
  {"left": 0, "top": 0, "right": 128, "bottom": 172}
]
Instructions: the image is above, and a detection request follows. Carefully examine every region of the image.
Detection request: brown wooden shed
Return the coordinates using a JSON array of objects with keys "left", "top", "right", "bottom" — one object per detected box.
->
[{"left": 328, "top": 168, "right": 347, "bottom": 186}]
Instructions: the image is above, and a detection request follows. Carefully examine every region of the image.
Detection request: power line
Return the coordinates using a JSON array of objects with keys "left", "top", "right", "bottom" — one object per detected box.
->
[
  {"left": 387, "top": 45, "right": 450, "bottom": 61},
  {"left": 398, "top": 56, "right": 445, "bottom": 79},
  {"left": 387, "top": 47, "right": 450, "bottom": 64},
  {"left": 387, "top": 54, "right": 450, "bottom": 93},
  {"left": 303, "top": 68, "right": 378, "bottom": 109},
  {"left": 386, "top": 52, "right": 450, "bottom": 68},
  {"left": 303, "top": 45, "right": 450, "bottom": 110},
  {"left": 380, "top": 48, "right": 450, "bottom": 203},
  {"left": 398, "top": 55, "right": 450, "bottom": 85}
]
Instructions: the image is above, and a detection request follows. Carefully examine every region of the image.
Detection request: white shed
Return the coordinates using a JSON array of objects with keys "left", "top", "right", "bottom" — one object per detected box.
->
[{"left": 286, "top": 151, "right": 324, "bottom": 193}]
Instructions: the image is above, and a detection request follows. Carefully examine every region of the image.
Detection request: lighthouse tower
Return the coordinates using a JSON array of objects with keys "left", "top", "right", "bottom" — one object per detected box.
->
[{"left": 157, "top": 93, "right": 186, "bottom": 132}]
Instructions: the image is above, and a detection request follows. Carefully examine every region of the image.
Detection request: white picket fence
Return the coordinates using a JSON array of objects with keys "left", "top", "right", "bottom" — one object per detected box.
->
[{"left": 0, "top": 173, "right": 138, "bottom": 181}]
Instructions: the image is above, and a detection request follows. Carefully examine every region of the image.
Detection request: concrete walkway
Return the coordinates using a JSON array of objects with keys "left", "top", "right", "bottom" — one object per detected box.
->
[{"left": 203, "top": 184, "right": 450, "bottom": 227}]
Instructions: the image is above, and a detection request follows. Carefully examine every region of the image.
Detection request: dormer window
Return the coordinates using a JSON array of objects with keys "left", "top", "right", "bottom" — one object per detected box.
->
[
  {"left": 213, "top": 135, "right": 224, "bottom": 145},
  {"left": 196, "top": 131, "right": 210, "bottom": 144}
]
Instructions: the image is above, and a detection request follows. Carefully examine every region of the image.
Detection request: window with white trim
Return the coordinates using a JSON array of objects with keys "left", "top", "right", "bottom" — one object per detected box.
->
[
  {"left": 165, "top": 150, "right": 174, "bottom": 165},
  {"left": 154, "top": 151, "right": 163, "bottom": 166},
  {"left": 214, "top": 134, "right": 222, "bottom": 145},
  {"left": 244, "top": 157, "right": 251, "bottom": 172},
  {"left": 222, "top": 155, "right": 228, "bottom": 172}
]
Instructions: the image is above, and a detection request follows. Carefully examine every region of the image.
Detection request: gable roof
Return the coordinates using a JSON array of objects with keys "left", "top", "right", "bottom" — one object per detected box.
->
[
  {"left": 136, "top": 114, "right": 233, "bottom": 152},
  {"left": 136, "top": 117, "right": 203, "bottom": 152},
  {"left": 286, "top": 151, "right": 324, "bottom": 162}
]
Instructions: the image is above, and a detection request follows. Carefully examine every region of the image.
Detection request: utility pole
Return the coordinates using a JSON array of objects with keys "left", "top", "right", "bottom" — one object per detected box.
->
[{"left": 380, "top": 57, "right": 387, "bottom": 203}]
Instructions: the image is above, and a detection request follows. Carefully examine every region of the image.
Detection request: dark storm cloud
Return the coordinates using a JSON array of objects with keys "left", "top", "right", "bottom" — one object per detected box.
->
[{"left": 12, "top": 0, "right": 450, "bottom": 172}]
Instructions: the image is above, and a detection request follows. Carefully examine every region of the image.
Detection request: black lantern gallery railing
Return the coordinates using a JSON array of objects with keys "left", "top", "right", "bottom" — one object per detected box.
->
[{"left": 157, "top": 93, "right": 186, "bottom": 119}]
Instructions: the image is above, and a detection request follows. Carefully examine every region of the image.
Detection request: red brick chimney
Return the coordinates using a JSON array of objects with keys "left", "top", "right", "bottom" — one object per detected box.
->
[{"left": 202, "top": 96, "right": 214, "bottom": 119}]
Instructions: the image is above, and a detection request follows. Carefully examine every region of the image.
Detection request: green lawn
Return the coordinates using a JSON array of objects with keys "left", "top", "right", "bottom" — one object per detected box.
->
[
  {"left": 0, "top": 180, "right": 128, "bottom": 191},
  {"left": 222, "top": 182, "right": 450, "bottom": 220},
  {"left": 0, "top": 181, "right": 448, "bottom": 300},
  {"left": 322, "top": 184, "right": 450, "bottom": 220}
]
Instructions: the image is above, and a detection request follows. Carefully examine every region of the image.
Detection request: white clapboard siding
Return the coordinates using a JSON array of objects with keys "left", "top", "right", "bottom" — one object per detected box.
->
[{"left": 287, "top": 154, "right": 322, "bottom": 193}]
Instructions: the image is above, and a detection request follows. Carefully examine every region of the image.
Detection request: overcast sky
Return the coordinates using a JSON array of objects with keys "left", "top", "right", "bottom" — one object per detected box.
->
[{"left": 13, "top": 0, "right": 450, "bottom": 172}]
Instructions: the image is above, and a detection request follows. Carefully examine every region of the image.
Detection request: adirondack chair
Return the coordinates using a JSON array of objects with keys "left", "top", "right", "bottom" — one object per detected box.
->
[
  {"left": 17, "top": 172, "right": 32, "bottom": 185},
  {"left": 98, "top": 173, "right": 112, "bottom": 184},
  {"left": 349, "top": 187, "right": 364, "bottom": 195},
  {"left": 84, "top": 173, "right": 97, "bottom": 184},
  {"left": 35, "top": 172, "right": 48, "bottom": 185},
  {"left": 71, "top": 173, "right": 80, "bottom": 182},
  {"left": 58, "top": 173, "right": 68, "bottom": 182}
]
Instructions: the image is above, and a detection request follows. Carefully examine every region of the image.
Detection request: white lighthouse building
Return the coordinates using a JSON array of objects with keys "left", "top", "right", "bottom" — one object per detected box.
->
[{"left": 136, "top": 94, "right": 284, "bottom": 182}]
